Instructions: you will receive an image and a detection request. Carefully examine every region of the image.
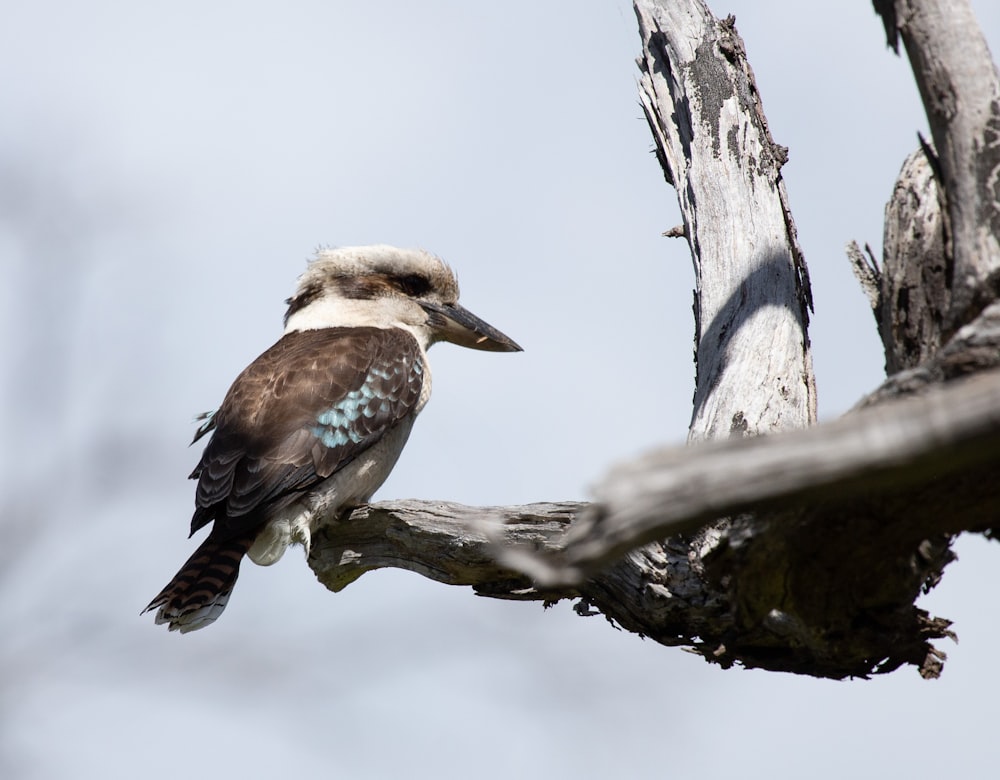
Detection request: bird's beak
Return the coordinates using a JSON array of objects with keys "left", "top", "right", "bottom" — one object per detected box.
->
[{"left": 421, "top": 301, "right": 523, "bottom": 352}]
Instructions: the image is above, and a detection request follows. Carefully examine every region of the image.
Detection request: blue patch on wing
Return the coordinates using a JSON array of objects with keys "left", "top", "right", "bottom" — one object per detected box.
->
[{"left": 308, "top": 360, "right": 420, "bottom": 451}]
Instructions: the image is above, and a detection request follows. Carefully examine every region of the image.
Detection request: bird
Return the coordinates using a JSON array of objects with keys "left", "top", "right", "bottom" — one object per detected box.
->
[{"left": 144, "top": 245, "right": 521, "bottom": 632}]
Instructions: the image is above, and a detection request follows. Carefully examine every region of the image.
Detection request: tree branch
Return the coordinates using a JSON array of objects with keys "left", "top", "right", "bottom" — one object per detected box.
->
[
  {"left": 635, "top": 0, "right": 815, "bottom": 441},
  {"left": 875, "top": 0, "right": 1000, "bottom": 334},
  {"left": 508, "top": 365, "right": 1000, "bottom": 587},
  {"left": 309, "top": 501, "right": 584, "bottom": 601},
  {"left": 851, "top": 145, "right": 949, "bottom": 373}
]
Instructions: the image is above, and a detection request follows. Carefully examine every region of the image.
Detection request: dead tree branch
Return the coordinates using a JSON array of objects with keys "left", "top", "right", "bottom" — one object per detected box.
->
[
  {"left": 310, "top": 501, "right": 584, "bottom": 600},
  {"left": 515, "top": 366, "right": 1000, "bottom": 586},
  {"left": 635, "top": 0, "right": 815, "bottom": 440},
  {"left": 851, "top": 145, "right": 949, "bottom": 373},
  {"left": 875, "top": 0, "right": 1000, "bottom": 335}
]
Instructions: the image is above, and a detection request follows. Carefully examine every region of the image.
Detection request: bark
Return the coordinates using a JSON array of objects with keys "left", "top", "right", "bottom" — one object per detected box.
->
[
  {"left": 850, "top": 145, "right": 949, "bottom": 374},
  {"left": 634, "top": 1, "right": 815, "bottom": 440},
  {"left": 875, "top": 0, "right": 1000, "bottom": 335},
  {"left": 310, "top": 501, "right": 583, "bottom": 600},
  {"left": 307, "top": 0, "right": 1000, "bottom": 680}
]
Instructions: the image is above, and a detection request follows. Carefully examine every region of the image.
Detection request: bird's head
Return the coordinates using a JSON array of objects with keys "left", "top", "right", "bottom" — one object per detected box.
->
[{"left": 283, "top": 245, "right": 522, "bottom": 352}]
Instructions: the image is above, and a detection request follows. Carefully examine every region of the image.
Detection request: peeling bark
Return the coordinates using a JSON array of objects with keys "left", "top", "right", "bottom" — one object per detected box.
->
[
  {"left": 875, "top": 0, "right": 1000, "bottom": 335},
  {"left": 851, "top": 145, "right": 950, "bottom": 374}
]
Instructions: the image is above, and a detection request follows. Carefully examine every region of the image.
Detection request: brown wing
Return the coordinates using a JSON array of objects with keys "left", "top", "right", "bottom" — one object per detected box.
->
[{"left": 188, "top": 326, "right": 424, "bottom": 540}]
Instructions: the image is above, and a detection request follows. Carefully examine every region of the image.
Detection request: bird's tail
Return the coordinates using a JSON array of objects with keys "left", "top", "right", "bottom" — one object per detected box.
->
[{"left": 143, "top": 533, "right": 255, "bottom": 633}]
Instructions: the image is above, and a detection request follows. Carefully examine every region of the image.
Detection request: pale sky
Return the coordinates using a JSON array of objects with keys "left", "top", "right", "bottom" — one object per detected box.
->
[{"left": 3, "top": 2, "right": 1000, "bottom": 778}]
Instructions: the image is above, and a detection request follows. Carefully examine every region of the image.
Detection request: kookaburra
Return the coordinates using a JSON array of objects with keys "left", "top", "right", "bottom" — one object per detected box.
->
[{"left": 144, "top": 245, "right": 521, "bottom": 632}]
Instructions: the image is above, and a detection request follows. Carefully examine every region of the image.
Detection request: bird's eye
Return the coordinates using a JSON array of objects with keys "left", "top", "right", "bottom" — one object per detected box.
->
[{"left": 396, "top": 274, "right": 431, "bottom": 297}]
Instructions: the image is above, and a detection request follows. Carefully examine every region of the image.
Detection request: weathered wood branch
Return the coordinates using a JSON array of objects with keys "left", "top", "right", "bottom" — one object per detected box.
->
[
  {"left": 507, "top": 365, "right": 1000, "bottom": 587},
  {"left": 875, "top": 0, "right": 1000, "bottom": 335},
  {"left": 850, "top": 145, "right": 949, "bottom": 373},
  {"left": 635, "top": 0, "right": 815, "bottom": 441},
  {"left": 309, "top": 501, "right": 584, "bottom": 600}
]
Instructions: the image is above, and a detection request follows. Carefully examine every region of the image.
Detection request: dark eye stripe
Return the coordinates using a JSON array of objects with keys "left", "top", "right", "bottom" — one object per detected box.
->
[
  {"left": 284, "top": 273, "right": 434, "bottom": 324},
  {"left": 334, "top": 274, "right": 430, "bottom": 300},
  {"left": 395, "top": 274, "right": 431, "bottom": 297}
]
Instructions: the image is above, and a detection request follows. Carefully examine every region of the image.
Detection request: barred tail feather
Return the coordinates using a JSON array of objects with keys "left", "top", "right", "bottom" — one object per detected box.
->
[{"left": 143, "top": 534, "right": 255, "bottom": 633}]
